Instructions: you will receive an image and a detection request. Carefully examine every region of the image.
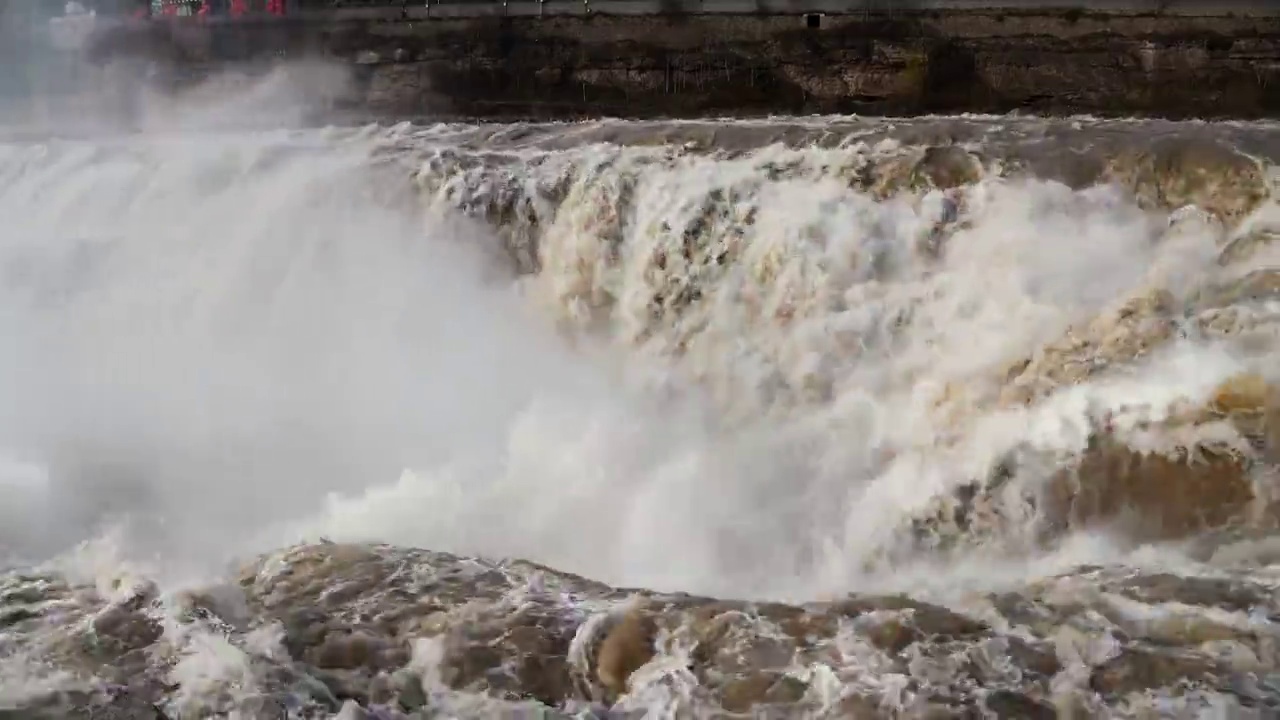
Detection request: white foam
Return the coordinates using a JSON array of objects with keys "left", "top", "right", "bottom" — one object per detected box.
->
[{"left": 0, "top": 92, "right": 1274, "bottom": 613}]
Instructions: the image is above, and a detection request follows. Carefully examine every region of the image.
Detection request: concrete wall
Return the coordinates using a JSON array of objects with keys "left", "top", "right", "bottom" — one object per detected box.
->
[{"left": 81, "top": 4, "right": 1280, "bottom": 120}]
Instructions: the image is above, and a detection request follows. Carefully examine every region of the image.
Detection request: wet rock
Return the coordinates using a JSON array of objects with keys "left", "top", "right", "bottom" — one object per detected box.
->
[
  {"left": 1000, "top": 288, "right": 1177, "bottom": 407},
  {"left": 1, "top": 686, "right": 174, "bottom": 720},
  {"left": 915, "top": 701, "right": 982, "bottom": 719},
  {"left": 867, "top": 146, "right": 983, "bottom": 198},
  {"left": 1040, "top": 437, "right": 1257, "bottom": 542},
  {"left": 833, "top": 596, "right": 988, "bottom": 641},
  {"left": 1219, "top": 229, "right": 1280, "bottom": 266},
  {"left": 1009, "top": 147, "right": 1109, "bottom": 190},
  {"left": 1108, "top": 139, "right": 1268, "bottom": 224},
  {"left": 596, "top": 608, "right": 657, "bottom": 696},
  {"left": 1007, "top": 371, "right": 1280, "bottom": 544},
  {"left": 311, "top": 631, "right": 397, "bottom": 671},
  {"left": 1005, "top": 638, "right": 1062, "bottom": 679},
  {"left": 1211, "top": 373, "right": 1276, "bottom": 415},
  {"left": 389, "top": 670, "right": 427, "bottom": 712},
  {"left": 0, "top": 605, "right": 40, "bottom": 629},
  {"left": 491, "top": 609, "right": 578, "bottom": 704},
  {"left": 287, "top": 672, "right": 342, "bottom": 710},
  {"left": 718, "top": 671, "right": 807, "bottom": 712},
  {"left": 89, "top": 605, "right": 163, "bottom": 658},
  {"left": 839, "top": 693, "right": 890, "bottom": 719},
  {"left": 234, "top": 696, "right": 294, "bottom": 719},
  {"left": 1132, "top": 612, "right": 1250, "bottom": 647},
  {"left": 9, "top": 542, "right": 1280, "bottom": 718},
  {"left": 0, "top": 581, "right": 62, "bottom": 605},
  {"left": 1116, "top": 574, "right": 1271, "bottom": 614},
  {"left": 395, "top": 602, "right": 578, "bottom": 707},
  {"left": 763, "top": 605, "right": 838, "bottom": 644},
  {"left": 1195, "top": 269, "right": 1280, "bottom": 311},
  {"left": 861, "top": 616, "right": 923, "bottom": 654},
  {"left": 438, "top": 639, "right": 506, "bottom": 691},
  {"left": 1210, "top": 373, "right": 1280, "bottom": 465},
  {"left": 280, "top": 607, "right": 332, "bottom": 658},
  {"left": 686, "top": 606, "right": 797, "bottom": 679},
  {"left": 906, "top": 603, "right": 989, "bottom": 640},
  {"left": 984, "top": 690, "right": 1057, "bottom": 719},
  {"left": 1090, "top": 647, "right": 1223, "bottom": 697},
  {"left": 315, "top": 668, "right": 374, "bottom": 704},
  {"left": 912, "top": 146, "right": 984, "bottom": 190}
]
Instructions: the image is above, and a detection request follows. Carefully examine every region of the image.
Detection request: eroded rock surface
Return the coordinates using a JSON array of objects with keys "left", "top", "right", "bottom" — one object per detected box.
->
[
  {"left": 84, "top": 10, "right": 1280, "bottom": 121},
  {"left": 4, "top": 543, "right": 1280, "bottom": 718},
  {"left": 1106, "top": 139, "right": 1269, "bottom": 225},
  {"left": 3, "top": 118, "right": 1280, "bottom": 719}
]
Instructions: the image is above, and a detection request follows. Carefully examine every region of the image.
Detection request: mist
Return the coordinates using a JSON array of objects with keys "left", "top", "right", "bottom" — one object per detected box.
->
[
  {"left": 0, "top": 45, "right": 619, "bottom": 574},
  {"left": 0, "top": 12, "right": 567, "bottom": 576},
  {"left": 0, "top": 29, "right": 1268, "bottom": 607}
]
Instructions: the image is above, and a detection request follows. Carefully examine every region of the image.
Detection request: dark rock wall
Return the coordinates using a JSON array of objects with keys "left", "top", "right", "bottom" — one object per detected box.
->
[{"left": 89, "top": 10, "right": 1280, "bottom": 119}]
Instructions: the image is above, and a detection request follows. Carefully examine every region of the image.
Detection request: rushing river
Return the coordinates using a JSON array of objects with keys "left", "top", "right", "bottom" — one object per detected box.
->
[{"left": 1, "top": 98, "right": 1280, "bottom": 718}]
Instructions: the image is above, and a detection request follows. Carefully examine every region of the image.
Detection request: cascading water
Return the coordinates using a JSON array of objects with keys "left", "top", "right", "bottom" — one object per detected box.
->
[{"left": 3, "top": 83, "right": 1280, "bottom": 717}]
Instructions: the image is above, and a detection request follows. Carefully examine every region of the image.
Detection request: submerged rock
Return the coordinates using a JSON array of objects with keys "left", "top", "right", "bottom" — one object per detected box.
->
[
  {"left": 912, "top": 145, "right": 985, "bottom": 190},
  {"left": 1090, "top": 647, "right": 1224, "bottom": 699},
  {"left": 1194, "top": 269, "right": 1280, "bottom": 312},
  {"left": 866, "top": 144, "right": 985, "bottom": 198},
  {"left": 1059, "top": 368, "right": 1280, "bottom": 538},
  {"left": 923, "top": 373, "right": 1280, "bottom": 554},
  {"left": 594, "top": 607, "right": 657, "bottom": 697},
  {"left": 1044, "top": 372, "right": 1280, "bottom": 541},
  {"left": 1041, "top": 437, "right": 1257, "bottom": 542},
  {"left": 1219, "top": 229, "right": 1280, "bottom": 267},
  {"left": 1107, "top": 139, "right": 1268, "bottom": 225},
  {"left": 999, "top": 288, "right": 1178, "bottom": 408}
]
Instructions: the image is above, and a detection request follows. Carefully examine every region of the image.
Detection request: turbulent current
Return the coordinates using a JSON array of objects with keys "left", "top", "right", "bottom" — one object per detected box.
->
[{"left": 3, "top": 110, "right": 1280, "bottom": 718}]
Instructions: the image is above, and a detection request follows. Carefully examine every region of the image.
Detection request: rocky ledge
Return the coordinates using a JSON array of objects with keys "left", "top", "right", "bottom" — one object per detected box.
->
[
  {"left": 3, "top": 542, "right": 1280, "bottom": 718},
  {"left": 81, "top": 8, "right": 1280, "bottom": 120},
  {"left": 413, "top": 130, "right": 1280, "bottom": 565}
]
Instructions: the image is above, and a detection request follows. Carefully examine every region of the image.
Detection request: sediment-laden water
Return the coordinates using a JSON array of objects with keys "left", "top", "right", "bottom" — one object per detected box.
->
[{"left": 2, "top": 112, "right": 1280, "bottom": 718}]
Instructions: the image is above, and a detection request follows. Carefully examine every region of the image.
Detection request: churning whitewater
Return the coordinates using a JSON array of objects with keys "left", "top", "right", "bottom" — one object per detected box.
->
[{"left": 2, "top": 111, "right": 1280, "bottom": 718}]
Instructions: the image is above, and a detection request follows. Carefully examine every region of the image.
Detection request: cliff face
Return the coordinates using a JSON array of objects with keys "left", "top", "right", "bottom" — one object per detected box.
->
[{"left": 88, "top": 10, "right": 1280, "bottom": 120}]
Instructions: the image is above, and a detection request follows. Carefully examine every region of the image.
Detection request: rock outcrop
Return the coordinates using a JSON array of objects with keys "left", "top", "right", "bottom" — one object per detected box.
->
[
  {"left": 82, "top": 8, "right": 1280, "bottom": 121},
  {"left": 5, "top": 543, "right": 1280, "bottom": 717}
]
